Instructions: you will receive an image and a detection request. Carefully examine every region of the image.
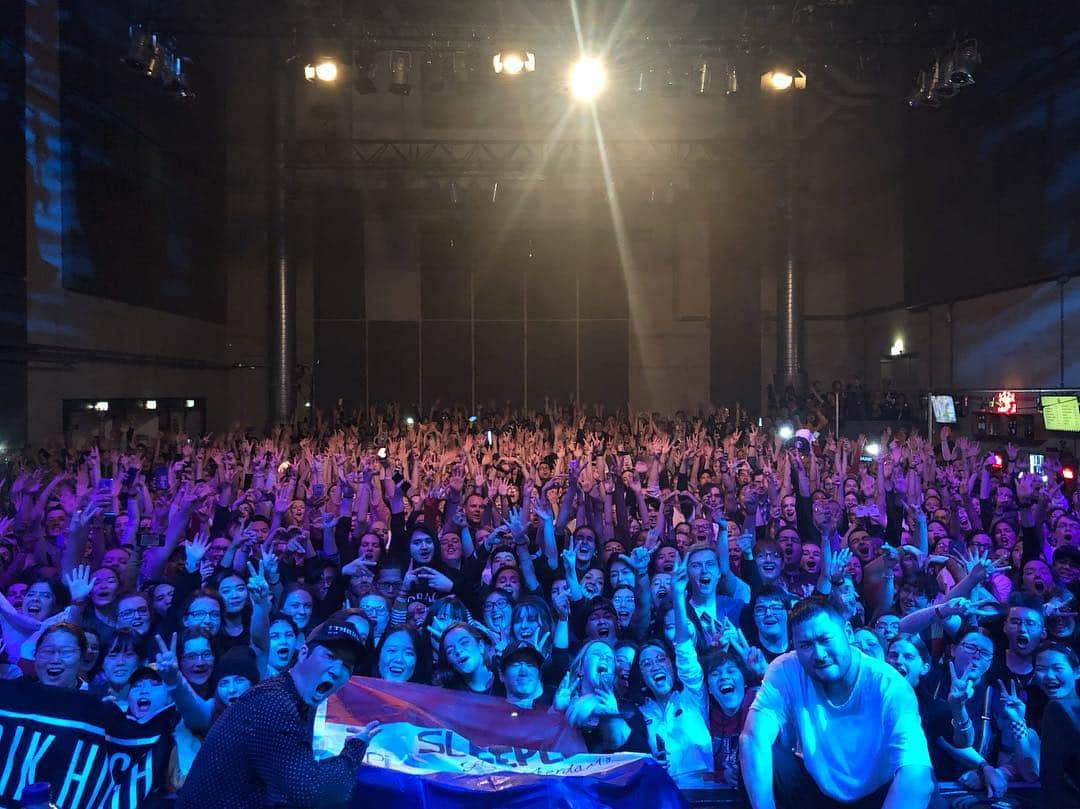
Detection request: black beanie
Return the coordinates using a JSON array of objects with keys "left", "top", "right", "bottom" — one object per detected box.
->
[{"left": 212, "top": 646, "right": 260, "bottom": 688}]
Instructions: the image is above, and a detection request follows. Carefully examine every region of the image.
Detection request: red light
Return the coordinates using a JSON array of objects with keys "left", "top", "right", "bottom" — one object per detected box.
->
[
  {"left": 993, "top": 454, "right": 1004, "bottom": 468},
  {"left": 994, "top": 391, "right": 1017, "bottom": 415},
  {"left": 1063, "top": 467, "right": 1075, "bottom": 481}
]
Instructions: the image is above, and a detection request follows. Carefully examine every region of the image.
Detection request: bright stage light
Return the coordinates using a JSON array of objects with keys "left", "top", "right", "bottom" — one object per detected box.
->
[
  {"left": 305, "top": 59, "right": 339, "bottom": 83},
  {"left": 570, "top": 57, "right": 606, "bottom": 101},
  {"left": 493, "top": 50, "right": 534, "bottom": 76},
  {"left": 761, "top": 68, "right": 806, "bottom": 91}
]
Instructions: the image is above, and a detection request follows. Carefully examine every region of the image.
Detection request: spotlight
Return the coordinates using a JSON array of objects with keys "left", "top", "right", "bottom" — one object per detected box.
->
[
  {"left": 185, "top": 399, "right": 195, "bottom": 409},
  {"left": 389, "top": 50, "right": 412, "bottom": 95},
  {"left": 163, "top": 55, "right": 195, "bottom": 99},
  {"left": 493, "top": 49, "right": 535, "bottom": 76},
  {"left": 405, "top": 417, "right": 415, "bottom": 426},
  {"left": 94, "top": 401, "right": 109, "bottom": 412},
  {"left": 570, "top": 57, "right": 606, "bottom": 101},
  {"left": 634, "top": 64, "right": 655, "bottom": 95},
  {"left": 661, "top": 60, "right": 681, "bottom": 97},
  {"left": 948, "top": 40, "right": 980, "bottom": 86},
  {"left": 761, "top": 68, "right": 806, "bottom": 91},
  {"left": 694, "top": 58, "right": 712, "bottom": 95},
  {"left": 304, "top": 59, "right": 339, "bottom": 83},
  {"left": 929, "top": 55, "right": 956, "bottom": 100},
  {"left": 1063, "top": 466, "right": 1076, "bottom": 482},
  {"left": 906, "top": 69, "right": 937, "bottom": 108},
  {"left": 422, "top": 50, "right": 451, "bottom": 93},
  {"left": 353, "top": 48, "right": 378, "bottom": 94},
  {"left": 123, "top": 26, "right": 156, "bottom": 72},
  {"left": 144, "top": 37, "right": 171, "bottom": 81},
  {"left": 722, "top": 63, "right": 739, "bottom": 95},
  {"left": 890, "top": 338, "right": 905, "bottom": 356},
  {"left": 452, "top": 50, "right": 478, "bottom": 93},
  {"left": 778, "top": 424, "right": 795, "bottom": 441},
  {"left": 865, "top": 442, "right": 881, "bottom": 457},
  {"left": 144, "top": 400, "right": 157, "bottom": 410}
]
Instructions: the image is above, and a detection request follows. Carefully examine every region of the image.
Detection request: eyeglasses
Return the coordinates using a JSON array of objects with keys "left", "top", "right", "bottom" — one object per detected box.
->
[
  {"left": 758, "top": 552, "right": 781, "bottom": 562},
  {"left": 186, "top": 609, "right": 221, "bottom": 622},
  {"left": 37, "top": 647, "right": 80, "bottom": 661},
  {"left": 753, "top": 604, "right": 786, "bottom": 616},
  {"left": 118, "top": 607, "right": 150, "bottom": 619},
  {"left": 1006, "top": 617, "right": 1042, "bottom": 630},
  {"left": 639, "top": 656, "right": 668, "bottom": 672},
  {"left": 484, "top": 600, "right": 510, "bottom": 612},
  {"left": 182, "top": 651, "right": 215, "bottom": 662},
  {"left": 959, "top": 642, "right": 994, "bottom": 661}
]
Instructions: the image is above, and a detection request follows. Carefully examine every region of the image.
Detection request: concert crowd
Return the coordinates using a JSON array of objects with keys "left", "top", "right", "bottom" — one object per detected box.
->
[{"left": 1, "top": 401, "right": 1078, "bottom": 808}]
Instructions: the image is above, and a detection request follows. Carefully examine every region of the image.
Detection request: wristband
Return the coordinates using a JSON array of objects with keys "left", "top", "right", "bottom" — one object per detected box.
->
[
  {"left": 70, "top": 598, "right": 87, "bottom": 607},
  {"left": 951, "top": 715, "right": 972, "bottom": 729}
]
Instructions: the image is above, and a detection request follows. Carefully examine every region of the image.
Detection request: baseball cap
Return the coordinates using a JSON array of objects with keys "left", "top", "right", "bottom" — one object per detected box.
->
[
  {"left": 306, "top": 620, "right": 368, "bottom": 672},
  {"left": 499, "top": 641, "right": 545, "bottom": 671}
]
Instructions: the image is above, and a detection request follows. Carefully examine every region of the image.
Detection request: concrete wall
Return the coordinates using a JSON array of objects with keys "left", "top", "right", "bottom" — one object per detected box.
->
[{"left": 23, "top": 0, "right": 233, "bottom": 443}]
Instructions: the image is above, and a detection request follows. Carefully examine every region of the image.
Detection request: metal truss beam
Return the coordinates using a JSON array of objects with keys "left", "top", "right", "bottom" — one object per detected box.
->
[{"left": 288, "top": 137, "right": 743, "bottom": 173}]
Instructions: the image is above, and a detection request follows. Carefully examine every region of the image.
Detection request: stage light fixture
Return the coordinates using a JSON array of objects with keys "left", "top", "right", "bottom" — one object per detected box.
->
[
  {"left": 145, "top": 400, "right": 157, "bottom": 410},
  {"left": 570, "top": 57, "right": 606, "bottom": 101},
  {"left": 695, "top": 59, "right": 712, "bottom": 95},
  {"left": 929, "top": 55, "right": 956, "bottom": 100},
  {"left": 493, "top": 49, "right": 535, "bottom": 76},
  {"left": 423, "top": 50, "right": 452, "bottom": 93},
  {"left": 865, "top": 442, "right": 881, "bottom": 457},
  {"left": 947, "top": 40, "right": 980, "bottom": 86},
  {"left": 761, "top": 68, "right": 806, "bottom": 91},
  {"left": 94, "top": 401, "right": 109, "bottom": 412},
  {"left": 124, "top": 26, "right": 156, "bottom": 72},
  {"left": 353, "top": 48, "right": 378, "bottom": 94},
  {"left": 661, "top": 60, "right": 680, "bottom": 96},
  {"left": 906, "top": 70, "right": 936, "bottom": 108},
  {"left": 389, "top": 50, "right": 413, "bottom": 95},
  {"left": 305, "top": 58, "right": 339, "bottom": 83},
  {"left": 778, "top": 424, "right": 795, "bottom": 441}
]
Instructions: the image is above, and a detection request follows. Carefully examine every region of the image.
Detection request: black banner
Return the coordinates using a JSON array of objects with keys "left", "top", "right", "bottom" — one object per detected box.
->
[{"left": 0, "top": 679, "right": 170, "bottom": 809}]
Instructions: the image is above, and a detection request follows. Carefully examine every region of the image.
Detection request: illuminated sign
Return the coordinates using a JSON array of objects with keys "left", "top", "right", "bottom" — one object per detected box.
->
[{"left": 993, "top": 391, "right": 1017, "bottom": 415}]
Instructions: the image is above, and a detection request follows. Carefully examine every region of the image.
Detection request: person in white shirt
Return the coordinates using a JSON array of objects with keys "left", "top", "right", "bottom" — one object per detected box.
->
[
  {"left": 740, "top": 598, "right": 936, "bottom": 809},
  {"left": 635, "top": 552, "right": 713, "bottom": 782}
]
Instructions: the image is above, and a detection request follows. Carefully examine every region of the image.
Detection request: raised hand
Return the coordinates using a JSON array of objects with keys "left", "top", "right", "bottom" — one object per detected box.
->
[
  {"left": 505, "top": 507, "right": 528, "bottom": 545},
  {"left": 154, "top": 633, "right": 181, "bottom": 687},
  {"left": 344, "top": 721, "right": 383, "bottom": 746},
  {"left": 618, "top": 545, "right": 655, "bottom": 578},
  {"left": 416, "top": 566, "right": 454, "bottom": 593},
  {"left": 554, "top": 670, "right": 581, "bottom": 711},
  {"left": 947, "top": 660, "right": 975, "bottom": 709},
  {"left": 246, "top": 560, "right": 271, "bottom": 606},
  {"left": 62, "top": 564, "right": 93, "bottom": 603},
  {"left": 829, "top": 547, "right": 853, "bottom": 581},
  {"left": 736, "top": 528, "right": 755, "bottom": 558},
  {"left": 184, "top": 530, "right": 211, "bottom": 569},
  {"left": 996, "top": 679, "right": 1026, "bottom": 725},
  {"left": 401, "top": 561, "right": 419, "bottom": 594},
  {"left": 561, "top": 537, "right": 578, "bottom": 572}
]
